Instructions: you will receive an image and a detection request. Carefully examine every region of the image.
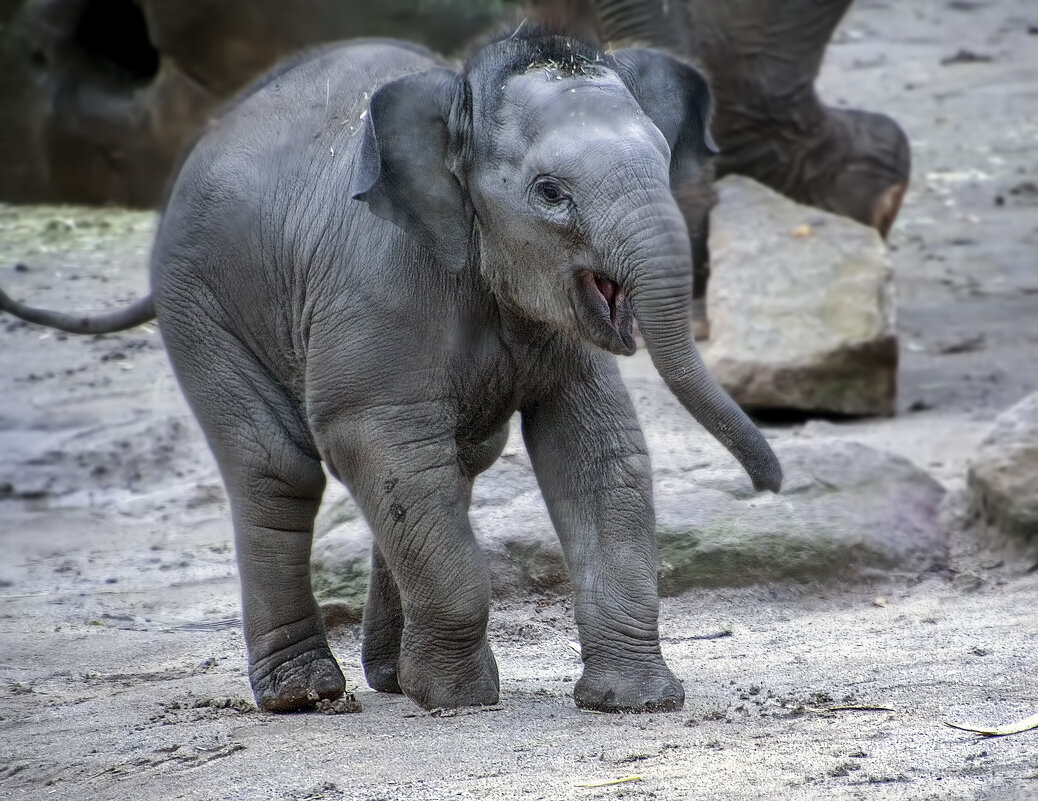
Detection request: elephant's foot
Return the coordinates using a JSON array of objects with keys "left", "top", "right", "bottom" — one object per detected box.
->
[
  {"left": 362, "top": 543, "right": 405, "bottom": 694},
  {"left": 800, "top": 107, "right": 909, "bottom": 238},
  {"left": 715, "top": 104, "right": 910, "bottom": 237},
  {"left": 363, "top": 657, "right": 402, "bottom": 695},
  {"left": 574, "top": 660, "right": 684, "bottom": 713},
  {"left": 397, "top": 638, "right": 500, "bottom": 710},
  {"left": 249, "top": 644, "right": 346, "bottom": 712}
]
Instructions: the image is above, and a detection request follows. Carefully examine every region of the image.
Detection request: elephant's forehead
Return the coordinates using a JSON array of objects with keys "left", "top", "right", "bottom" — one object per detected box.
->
[{"left": 497, "top": 70, "right": 653, "bottom": 145}]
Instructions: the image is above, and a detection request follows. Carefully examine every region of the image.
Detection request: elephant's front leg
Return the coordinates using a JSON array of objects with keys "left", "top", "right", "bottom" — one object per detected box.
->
[
  {"left": 522, "top": 357, "right": 683, "bottom": 713},
  {"left": 360, "top": 424, "right": 509, "bottom": 696},
  {"left": 325, "top": 417, "right": 500, "bottom": 710}
]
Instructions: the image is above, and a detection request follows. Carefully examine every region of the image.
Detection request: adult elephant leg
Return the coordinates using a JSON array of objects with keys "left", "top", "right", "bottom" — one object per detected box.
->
[
  {"left": 161, "top": 328, "right": 343, "bottom": 712},
  {"left": 683, "top": 0, "right": 910, "bottom": 233},
  {"left": 459, "top": 424, "right": 510, "bottom": 481},
  {"left": 360, "top": 423, "right": 508, "bottom": 696},
  {"left": 319, "top": 413, "right": 499, "bottom": 710},
  {"left": 672, "top": 172, "right": 716, "bottom": 340},
  {"left": 522, "top": 354, "right": 683, "bottom": 713}
]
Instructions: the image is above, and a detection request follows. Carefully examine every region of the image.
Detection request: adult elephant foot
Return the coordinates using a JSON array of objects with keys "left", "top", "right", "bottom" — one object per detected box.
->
[
  {"left": 692, "top": 0, "right": 911, "bottom": 237},
  {"left": 363, "top": 658, "right": 402, "bottom": 695},
  {"left": 822, "top": 107, "right": 910, "bottom": 237},
  {"left": 574, "top": 660, "right": 685, "bottom": 713},
  {"left": 714, "top": 103, "right": 910, "bottom": 239},
  {"left": 397, "top": 636, "right": 500, "bottom": 710},
  {"left": 249, "top": 641, "right": 346, "bottom": 712}
]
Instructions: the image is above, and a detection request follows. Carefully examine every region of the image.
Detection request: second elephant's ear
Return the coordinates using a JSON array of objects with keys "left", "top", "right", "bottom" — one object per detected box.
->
[
  {"left": 352, "top": 68, "right": 469, "bottom": 274},
  {"left": 611, "top": 48, "right": 718, "bottom": 189}
]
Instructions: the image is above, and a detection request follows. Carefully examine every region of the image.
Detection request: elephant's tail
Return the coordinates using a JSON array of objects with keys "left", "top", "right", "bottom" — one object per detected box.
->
[{"left": 0, "top": 287, "right": 156, "bottom": 334}]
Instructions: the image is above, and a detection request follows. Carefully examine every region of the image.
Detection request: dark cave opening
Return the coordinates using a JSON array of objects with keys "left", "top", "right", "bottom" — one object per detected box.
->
[{"left": 74, "top": 0, "right": 159, "bottom": 85}]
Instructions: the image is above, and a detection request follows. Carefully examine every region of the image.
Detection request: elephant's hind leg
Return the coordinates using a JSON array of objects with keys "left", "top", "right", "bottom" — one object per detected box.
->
[
  {"left": 361, "top": 543, "right": 405, "bottom": 693},
  {"left": 163, "top": 329, "right": 344, "bottom": 712},
  {"left": 230, "top": 451, "right": 344, "bottom": 712}
]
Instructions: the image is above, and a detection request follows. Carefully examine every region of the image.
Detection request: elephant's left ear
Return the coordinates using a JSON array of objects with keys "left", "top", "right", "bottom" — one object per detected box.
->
[
  {"left": 351, "top": 67, "right": 469, "bottom": 274},
  {"left": 611, "top": 48, "right": 718, "bottom": 188}
]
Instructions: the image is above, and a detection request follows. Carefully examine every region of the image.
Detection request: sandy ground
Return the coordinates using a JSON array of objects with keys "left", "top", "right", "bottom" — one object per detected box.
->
[{"left": 1, "top": 1, "right": 1037, "bottom": 799}]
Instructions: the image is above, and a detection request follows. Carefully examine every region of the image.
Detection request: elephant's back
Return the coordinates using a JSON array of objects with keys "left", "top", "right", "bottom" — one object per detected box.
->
[
  {"left": 211, "top": 38, "right": 449, "bottom": 139},
  {"left": 217, "top": 39, "right": 447, "bottom": 123},
  {"left": 151, "top": 40, "right": 447, "bottom": 382},
  {"left": 170, "top": 40, "right": 447, "bottom": 205},
  {"left": 153, "top": 39, "right": 445, "bottom": 284}
]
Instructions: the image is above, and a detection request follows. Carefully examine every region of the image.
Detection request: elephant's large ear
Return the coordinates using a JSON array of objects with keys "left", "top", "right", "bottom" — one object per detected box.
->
[
  {"left": 352, "top": 68, "right": 469, "bottom": 274},
  {"left": 611, "top": 48, "right": 718, "bottom": 189}
]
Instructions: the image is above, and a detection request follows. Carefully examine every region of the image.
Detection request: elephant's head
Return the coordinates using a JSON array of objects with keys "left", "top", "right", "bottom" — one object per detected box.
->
[{"left": 353, "top": 27, "right": 781, "bottom": 493}]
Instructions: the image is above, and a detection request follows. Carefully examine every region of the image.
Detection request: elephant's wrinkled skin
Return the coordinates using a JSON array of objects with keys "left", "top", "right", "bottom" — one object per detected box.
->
[{"left": 0, "top": 30, "right": 781, "bottom": 714}]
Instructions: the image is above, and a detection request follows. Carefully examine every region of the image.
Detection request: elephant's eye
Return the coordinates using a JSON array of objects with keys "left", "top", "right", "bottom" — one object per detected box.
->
[{"left": 533, "top": 177, "right": 571, "bottom": 206}]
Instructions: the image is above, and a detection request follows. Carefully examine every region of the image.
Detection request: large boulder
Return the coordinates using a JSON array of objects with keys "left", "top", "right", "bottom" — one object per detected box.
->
[
  {"left": 967, "top": 392, "right": 1038, "bottom": 544},
  {"left": 311, "top": 420, "right": 947, "bottom": 608},
  {"left": 654, "top": 438, "right": 946, "bottom": 591},
  {"left": 703, "top": 175, "right": 898, "bottom": 416}
]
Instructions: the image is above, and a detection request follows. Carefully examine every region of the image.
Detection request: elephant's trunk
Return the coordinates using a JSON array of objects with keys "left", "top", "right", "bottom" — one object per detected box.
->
[{"left": 615, "top": 197, "right": 782, "bottom": 493}]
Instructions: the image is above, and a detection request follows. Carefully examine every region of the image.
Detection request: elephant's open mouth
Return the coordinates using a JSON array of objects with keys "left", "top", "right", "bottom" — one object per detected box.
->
[{"left": 574, "top": 270, "right": 636, "bottom": 356}]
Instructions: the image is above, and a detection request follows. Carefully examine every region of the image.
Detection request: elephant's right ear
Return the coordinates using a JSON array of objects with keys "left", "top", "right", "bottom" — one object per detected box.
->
[{"left": 352, "top": 68, "right": 469, "bottom": 274}]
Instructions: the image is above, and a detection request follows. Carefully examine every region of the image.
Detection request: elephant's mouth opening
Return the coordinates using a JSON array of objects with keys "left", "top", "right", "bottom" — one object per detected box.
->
[{"left": 574, "top": 270, "right": 636, "bottom": 356}]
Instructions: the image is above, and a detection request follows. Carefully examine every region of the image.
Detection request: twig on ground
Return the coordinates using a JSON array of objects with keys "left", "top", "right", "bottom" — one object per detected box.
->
[
  {"left": 945, "top": 711, "right": 1038, "bottom": 737},
  {"left": 575, "top": 776, "right": 642, "bottom": 788}
]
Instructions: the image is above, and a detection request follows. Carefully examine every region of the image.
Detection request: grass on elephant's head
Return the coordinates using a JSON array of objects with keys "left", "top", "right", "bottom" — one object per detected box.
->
[{"left": 526, "top": 54, "right": 604, "bottom": 78}]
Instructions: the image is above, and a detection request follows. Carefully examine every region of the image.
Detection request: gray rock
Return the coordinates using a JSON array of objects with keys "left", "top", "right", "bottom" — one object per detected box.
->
[
  {"left": 311, "top": 489, "right": 370, "bottom": 616},
  {"left": 655, "top": 438, "right": 947, "bottom": 592},
  {"left": 967, "top": 393, "right": 1038, "bottom": 542},
  {"left": 311, "top": 424, "right": 947, "bottom": 605},
  {"left": 703, "top": 175, "right": 898, "bottom": 416}
]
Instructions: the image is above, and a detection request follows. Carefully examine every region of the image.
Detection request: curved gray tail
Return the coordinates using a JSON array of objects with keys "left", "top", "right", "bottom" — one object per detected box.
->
[{"left": 0, "top": 288, "right": 155, "bottom": 334}]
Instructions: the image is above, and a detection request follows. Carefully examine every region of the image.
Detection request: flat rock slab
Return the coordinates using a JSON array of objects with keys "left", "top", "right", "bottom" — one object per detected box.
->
[
  {"left": 654, "top": 438, "right": 946, "bottom": 591},
  {"left": 312, "top": 430, "right": 947, "bottom": 606},
  {"left": 968, "top": 392, "right": 1038, "bottom": 542},
  {"left": 704, "top": 175, "right": 898, "bottom": 416}
]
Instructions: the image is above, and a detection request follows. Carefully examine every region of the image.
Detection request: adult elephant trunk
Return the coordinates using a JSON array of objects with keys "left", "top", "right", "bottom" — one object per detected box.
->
[{"left": 614, "top": 196, "right": 782, "bottom": 493}]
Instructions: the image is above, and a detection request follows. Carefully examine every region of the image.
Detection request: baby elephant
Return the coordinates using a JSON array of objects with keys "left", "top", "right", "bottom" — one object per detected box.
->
[{"left": 0, "top": 27, "right": 781, "bottom": 714}]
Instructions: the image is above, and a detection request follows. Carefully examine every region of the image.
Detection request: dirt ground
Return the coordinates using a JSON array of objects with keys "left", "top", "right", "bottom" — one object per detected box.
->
[{"left": 1, "top": 1, "right": 1037, "bottom": 799}]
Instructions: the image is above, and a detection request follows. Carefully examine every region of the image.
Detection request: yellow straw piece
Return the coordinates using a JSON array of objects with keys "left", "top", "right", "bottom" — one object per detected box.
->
[
  {"left": 574, "top": 776, "right": 643, "bottom": 788},
  {"left": 945, "top": 711, "right": 1038, "bottom": 737}
]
